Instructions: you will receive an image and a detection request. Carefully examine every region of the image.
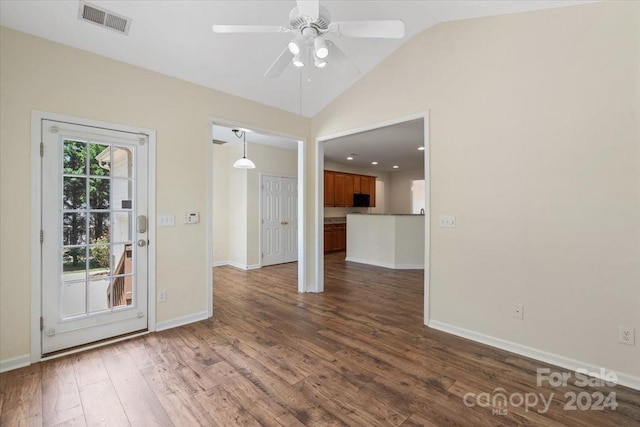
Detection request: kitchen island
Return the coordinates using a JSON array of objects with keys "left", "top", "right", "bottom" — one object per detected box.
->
[{"left": 346, "top": 214, "right": 425, "bottom": 269}]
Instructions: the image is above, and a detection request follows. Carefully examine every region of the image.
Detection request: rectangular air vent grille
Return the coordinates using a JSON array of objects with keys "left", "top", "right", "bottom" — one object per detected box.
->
[{"left": 79, "top": 2, "right": 131, "bottom": 35}]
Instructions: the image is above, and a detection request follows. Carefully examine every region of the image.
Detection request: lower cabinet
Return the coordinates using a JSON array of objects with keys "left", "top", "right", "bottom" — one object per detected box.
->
[{"left": 324, "top": 223, "right": 347, "bottom": 253}]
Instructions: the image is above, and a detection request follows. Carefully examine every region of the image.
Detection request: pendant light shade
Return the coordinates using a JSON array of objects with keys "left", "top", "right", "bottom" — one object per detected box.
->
[{"left": 232, "top": 129, "right": 255, "bottom": 169}]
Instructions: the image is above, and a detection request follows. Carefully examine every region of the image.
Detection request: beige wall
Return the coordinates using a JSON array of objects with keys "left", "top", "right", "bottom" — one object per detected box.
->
[
  {"left": 313, "top": 1, "right": 640, "bottom": 379},
  {"left": 388, "top": 169, "right": 425, "bottom": 214},
  {"left": 0, "top": 27, "right": 309, "bottom": 362}
]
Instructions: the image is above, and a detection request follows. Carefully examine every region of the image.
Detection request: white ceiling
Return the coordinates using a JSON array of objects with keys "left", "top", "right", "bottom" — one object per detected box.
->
[
  {"left": 0, "top": 0, "right": 586, "bottom": 117},
  {"left": 324, "top": 118, "right": 424, "bottom": 172}
]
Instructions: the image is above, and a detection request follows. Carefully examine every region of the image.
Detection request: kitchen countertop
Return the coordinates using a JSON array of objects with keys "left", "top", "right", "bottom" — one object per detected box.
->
[{"left": 325, "top": 216, "right": 347, "bottom": 224}]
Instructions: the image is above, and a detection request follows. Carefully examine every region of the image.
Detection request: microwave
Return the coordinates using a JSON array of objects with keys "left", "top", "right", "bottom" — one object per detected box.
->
[{"left": 353, "top": 193, "right": 370, "bottom": 207}]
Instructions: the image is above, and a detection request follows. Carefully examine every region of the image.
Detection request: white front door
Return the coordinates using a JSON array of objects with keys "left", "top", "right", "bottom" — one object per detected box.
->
[
  {"left": 262, "top": 175, "right": 297, "bottom": 266},
  {"left": 41, "top": 119, "right": 149, "bottom": 355}
]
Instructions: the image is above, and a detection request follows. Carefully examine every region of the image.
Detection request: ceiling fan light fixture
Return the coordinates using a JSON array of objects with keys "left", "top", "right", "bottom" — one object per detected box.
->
[
  {"left": 287, "top": 39, "right": 301, "bottom": 55},
  {"left": 314, "top": 37, "right": 329, "bottom": 59},
  {"left": 314, "top": 58, "right": 327, "bottom": 68},
  {"left": 292, "top": 54, "right": 305, "bottom": 67}
]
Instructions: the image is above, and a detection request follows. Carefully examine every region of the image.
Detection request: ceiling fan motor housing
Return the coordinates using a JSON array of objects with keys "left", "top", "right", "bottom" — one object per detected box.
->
[{"left": 289, "top": 6, "right": 331, "bottom": 32}]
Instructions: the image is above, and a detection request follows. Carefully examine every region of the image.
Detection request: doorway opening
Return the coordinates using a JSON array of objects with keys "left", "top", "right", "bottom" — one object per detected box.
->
[
  {"left": 315, "top": 112, "right": 430, "bottom": 323},
  {"left": 209, "top": 120, "right": 306, "bottom": 295}
]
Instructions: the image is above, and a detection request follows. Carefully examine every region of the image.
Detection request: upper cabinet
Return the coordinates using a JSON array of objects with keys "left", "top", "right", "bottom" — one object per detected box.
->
[
  {"left": 324, "top": 171, "right": 335, "bottom": 207},
  {"left": 324, "top": 170, "right": 376, "bottom": 207}
]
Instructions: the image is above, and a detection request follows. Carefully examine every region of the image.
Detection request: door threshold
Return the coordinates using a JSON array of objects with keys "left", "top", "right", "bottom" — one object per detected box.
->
[{"left": 41, "top": 329, "right": 148, "bottom": 361}]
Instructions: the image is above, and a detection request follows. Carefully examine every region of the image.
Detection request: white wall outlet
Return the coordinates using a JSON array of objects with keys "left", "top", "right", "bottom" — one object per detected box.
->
[
  {"left": 618, "top": 326, "right": 635, "bottom": 345},
  {"left": 439, "top": 215, "right": 456, "bottom": 228},
  {"left": 512, "top": 304, "right": 524, "bottom": 320},
  {"left": 158, "top": 290, "right": 167, "bottom": 303},
  {"left": 158, "top": 215, "right": 175, "bottom": 227}
]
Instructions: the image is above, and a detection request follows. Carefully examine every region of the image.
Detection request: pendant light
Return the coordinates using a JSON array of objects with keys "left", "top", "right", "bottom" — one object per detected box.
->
[{"left": 232, "top": 129, "right": 255, "bottom": 169}]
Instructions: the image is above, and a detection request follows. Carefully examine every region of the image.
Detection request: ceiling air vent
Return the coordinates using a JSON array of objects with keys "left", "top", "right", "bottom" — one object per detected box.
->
[{"left": 78, "top": 2, "right": 131, "bottom": 35}]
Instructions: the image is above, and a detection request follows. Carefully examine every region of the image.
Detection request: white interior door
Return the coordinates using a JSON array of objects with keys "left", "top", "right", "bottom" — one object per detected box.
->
[
  {"left": 261, "top": 175, "right": 297, "bottom": 266},
  {"left": 41, "top": 120, "right": 148, "bottom": 355}
]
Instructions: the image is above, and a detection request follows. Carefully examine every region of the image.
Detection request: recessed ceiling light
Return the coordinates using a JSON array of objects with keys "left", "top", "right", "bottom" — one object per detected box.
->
[
  {"left": 393, "top": 165, "right": 399, "bottom": 169},
  {"left": 346, "top": 156, "right": 353, "bottom": 160},
  {"left": 417, "top": 146, "right": 425, "bottom": 151},
  {"left": 371, "top": 161, "right": 378, "bottom": 165}
]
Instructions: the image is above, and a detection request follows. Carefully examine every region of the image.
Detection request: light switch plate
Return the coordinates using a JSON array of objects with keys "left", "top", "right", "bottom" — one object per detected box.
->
[
  {"left": 439, "top": 215, "right": 456, "bottom": 228},
  {"left": 158, "top": 215, "right": 175, "bottom": 227}
]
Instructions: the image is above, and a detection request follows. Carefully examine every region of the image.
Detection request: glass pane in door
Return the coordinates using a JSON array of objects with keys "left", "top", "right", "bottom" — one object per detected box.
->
[{"left": 59, "top": 138, "right": 136, "bottom": 320}]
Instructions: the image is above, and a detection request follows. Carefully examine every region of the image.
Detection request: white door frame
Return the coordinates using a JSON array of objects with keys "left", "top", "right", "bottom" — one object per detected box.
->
[
  {"left": 30, "top": 110, "right": 157, "bottom": 362},
  {"left": 314, "top": 112, "right": 431, "bottom": 323},
  {"left": 209, "top": 117, "right": 307, "bottom": 294}
]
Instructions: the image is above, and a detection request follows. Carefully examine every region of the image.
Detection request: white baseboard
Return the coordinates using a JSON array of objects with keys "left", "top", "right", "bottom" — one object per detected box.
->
[
  {"left": 345, "top": 257, "right": 424, "bottom": 270},
  {"left": 428, "top": 320, "right": 640, "bottom": 391},
  {"left": 212, "top": 261, "right": 228, "bottom": 267},
  {"left": 226, "top": 261, "right": 261, "bottom": 270},
  {"left": 156, "top": 310, "right": 209, "bottom": 332},
  {"left": 0, "top": 354, "right": 31, "bottom": 373}
]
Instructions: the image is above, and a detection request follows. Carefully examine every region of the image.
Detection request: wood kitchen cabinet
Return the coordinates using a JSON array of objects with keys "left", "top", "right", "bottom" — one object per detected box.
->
[
  {"left": 360, "top": 175, "right": 376, "bottom": 207},
  {"left": 334, "top": 173, "right": 353, "bottom": 207},
  {"left": 324, "top": 170, "right": 375, "bottom": 208},
  {"left": 324, "top": 223, "right": 347, "bottom": 253},
  {"left": 324, "top": 170, "right": 335, "bottom": 207}
]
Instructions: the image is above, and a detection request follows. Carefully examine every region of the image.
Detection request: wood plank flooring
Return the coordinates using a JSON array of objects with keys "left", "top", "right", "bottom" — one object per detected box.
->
[{"left": 1, "top": 251, "right": 639, "bottom": 426}]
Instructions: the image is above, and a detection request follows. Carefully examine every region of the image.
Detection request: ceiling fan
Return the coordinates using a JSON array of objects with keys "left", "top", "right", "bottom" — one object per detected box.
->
[{"left": 212, "top": 0, "right": 405, "bottom": 78}]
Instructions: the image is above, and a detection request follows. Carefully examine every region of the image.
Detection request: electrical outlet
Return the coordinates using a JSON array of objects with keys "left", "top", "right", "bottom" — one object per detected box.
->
[
  {"left": 158, "top": 290, "right": 167, "bottom": 303},
  {"left": 512, "top": 304, "right": 524, "bottom": 320},
  {"left": 618, "top": 326, "right": 635, "bottom": 345}
]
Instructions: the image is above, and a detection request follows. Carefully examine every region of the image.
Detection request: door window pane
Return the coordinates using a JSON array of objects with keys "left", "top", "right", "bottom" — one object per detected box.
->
[
  {"left": 63, "top": 177, "right": 87, "bottom": 209},
  {"left": 90, "top": 244, "right": 110, "bottom": 271},
  {"left": 88, "top": 278, "right": 111, "bottom": 313},
  {"left": 111, "top": 147, "right": 133, "bottom": 178},
  {"left": 63, "top": 212, "right": 86, "bottom": 246},
  {"left": 89, "top": 213, "right": 110, "bottom": 244},
  {"left": 89, "top": 178, "right": 110, "bottom": 209},
  {"left": 112, "top": 212, "right": 132, "bottom": 243},
  {"left": 63, "top": 140, "right": 86, "bottom": 175},
  {"left": 90, "top": 144, "right": 111, "bottom": 176},
  {"left": 61, "top": 281, "right": 86, "bottom": 318},
  {"left": 62, "top": 248, "right": 87, "bottom": 275}
]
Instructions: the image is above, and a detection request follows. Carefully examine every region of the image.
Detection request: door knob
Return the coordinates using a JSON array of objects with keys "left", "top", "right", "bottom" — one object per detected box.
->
[{"left": 137, "top": 239, "right": 147, "bottom": 247}]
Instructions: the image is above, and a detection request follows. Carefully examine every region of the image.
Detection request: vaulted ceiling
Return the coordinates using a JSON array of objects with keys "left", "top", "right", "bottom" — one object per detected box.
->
[{"left": 0, "top": 0, "right": 584, "bottom": 117}]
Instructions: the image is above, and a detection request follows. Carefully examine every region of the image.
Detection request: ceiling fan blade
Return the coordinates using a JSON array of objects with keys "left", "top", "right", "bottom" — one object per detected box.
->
[
  {"left": 212, "top": 25, "right": 285, "bottom": 34},
  {"left": 333, "top": 20, "right": 405, "bottom": 38},
  {"left": 296, "top": 0, "right": 319, "bottom": 21},
  {"left": 264, "top": 47, "right": 293, "bottom": 78},
  {"left": 326, "top": 41, "right": 360, "bottom": 77}
]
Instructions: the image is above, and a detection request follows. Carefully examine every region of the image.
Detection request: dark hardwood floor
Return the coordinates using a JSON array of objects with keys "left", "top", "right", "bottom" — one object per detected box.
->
[{"left": 1, "top": 251, "right": 639, "bottom": 426}]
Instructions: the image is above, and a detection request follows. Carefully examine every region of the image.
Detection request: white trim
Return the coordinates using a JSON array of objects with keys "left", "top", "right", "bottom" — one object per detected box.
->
[
  {"left": 297, "top": 139, "right": 306, "bottom": 292},
  {"left": 207, "top": 123, "right": 214, "bottom": 318},
  {"left": 208, "top": 117, "right": 307, "bottom": 293},
  {"left": 226, "top": 261, "right": 261, "bottom": 270},
  {"left": 212, "top": 261, "right": 229, "bottom": 267},
  {"left": 156, "top": 310, "right": 209, "bottom": 332},
  {"left": 429, "top": 320, "right": 640, "bottom": 391},
  {"left": 344, "top": 257, "right": 424, "bottom": 270},
  {"left": 314, "top": 112, "right": 431, "bottom": 307},
  {"left": 30, "top": 110, "right": 157, "bottom": 362},
  {"left": 0, "top": 355, "right": 31, "bottom": 373}
]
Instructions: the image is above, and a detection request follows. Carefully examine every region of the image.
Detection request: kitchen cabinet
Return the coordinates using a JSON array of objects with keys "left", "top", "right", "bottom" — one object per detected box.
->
[
  {"left": 334, "top": 173, "right": 354, "bottom": 207},
  {"left": 324, "top": 171, "right": 335, "bottom": 207},
  {"left": 324, "top": 170, "right": 376, "bottom": 208},
  {"left": 324, "top": 223, "right": 347, "bottom": 253},
  {"left": 360, "top": 176, "right": 376, "bottom": 207}
]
